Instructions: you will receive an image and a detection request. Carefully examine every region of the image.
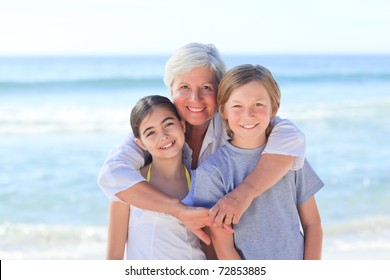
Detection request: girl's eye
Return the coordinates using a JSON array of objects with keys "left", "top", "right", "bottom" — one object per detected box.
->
[{"left": 146, "top": 131, "right": 155, "bottom": 137}]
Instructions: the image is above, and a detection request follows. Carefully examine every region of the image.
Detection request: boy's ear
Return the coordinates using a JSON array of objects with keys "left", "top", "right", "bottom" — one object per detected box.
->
[{"left": 135, "top": 138, "right": 147, "bottom": 151}]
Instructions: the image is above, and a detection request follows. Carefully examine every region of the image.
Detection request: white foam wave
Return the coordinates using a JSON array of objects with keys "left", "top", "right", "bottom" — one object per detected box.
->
[
  {"left": 0, "top": 106, "right": 129, "bottom": 134},
  {"left": 322, "top": 215, "right": 390, "bottom": 259},
  {"left": 0, "top": 222, "right": 107, "bottom": 260}
]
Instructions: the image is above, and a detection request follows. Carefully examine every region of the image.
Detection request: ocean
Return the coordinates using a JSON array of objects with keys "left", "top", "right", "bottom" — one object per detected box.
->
[{"left": 0, "top": 54, "right": 389, "bottom": 259}]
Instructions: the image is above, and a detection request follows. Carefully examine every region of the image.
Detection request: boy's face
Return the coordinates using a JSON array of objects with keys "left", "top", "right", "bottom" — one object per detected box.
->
[{"left": 222, "top": 81, "right": 273, "bottom": 149}]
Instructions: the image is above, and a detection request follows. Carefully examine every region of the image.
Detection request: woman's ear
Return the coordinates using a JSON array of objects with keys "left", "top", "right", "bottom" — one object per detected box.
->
[
  {"left": 135, "top": 138, "right": 147, "bottom": 151},
  {"left": 220, "top": 108, "right": 227, "bottom": 120}
]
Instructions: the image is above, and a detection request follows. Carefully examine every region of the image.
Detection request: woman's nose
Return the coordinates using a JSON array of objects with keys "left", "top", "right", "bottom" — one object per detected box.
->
[{"left": 190, "top": 88, "right": 201, "bottom": 101}]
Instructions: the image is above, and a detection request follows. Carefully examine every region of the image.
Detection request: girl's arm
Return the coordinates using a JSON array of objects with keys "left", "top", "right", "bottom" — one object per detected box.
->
[
  {"left": 98, "top": 132, "right": 212, "bottom": 245},
  {"left": 298, "top": 196, "right": 323, "bottom": 260},
  {"left": 106, "top": 201, "right": 130, "bottom": 260},
  {"left": 209, "top": 226, "right": 241, "bottom": 260},
  {"left": 211, "top": 117, "right": 305, "bottom": 227}
]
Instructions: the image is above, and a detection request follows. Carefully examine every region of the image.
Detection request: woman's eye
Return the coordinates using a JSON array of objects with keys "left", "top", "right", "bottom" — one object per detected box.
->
[
  {"left": 233, "top": 105, "right": 242, "bottom": 108},
  {"left": 255, "top": 103, "right": 264, "bottom": 107},
  {"left": 165, "top": 122, "right": 174, "bottom": 128},
  {"left": 180, "top": 85, "right": 189, "bottom": 90}
]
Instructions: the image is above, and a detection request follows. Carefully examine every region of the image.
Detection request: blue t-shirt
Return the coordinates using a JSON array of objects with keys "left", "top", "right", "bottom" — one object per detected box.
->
[{"left": 192, "top": 142, "right": 324, "bottom": 260}]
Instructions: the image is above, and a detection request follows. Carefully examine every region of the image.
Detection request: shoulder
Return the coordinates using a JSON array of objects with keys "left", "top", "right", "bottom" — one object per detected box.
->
[
  {"left": 199, "top": 145, "right": 230, "bottom": 169},
  {"left": 139, "top": 164, "right": 149, "bottom": 179}
]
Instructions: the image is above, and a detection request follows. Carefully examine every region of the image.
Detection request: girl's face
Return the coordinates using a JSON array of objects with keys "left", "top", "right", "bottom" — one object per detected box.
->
[
  {"left": 135, "top": 106, "right": 186, "bottom": 160},
  {"left": 222, "top": 81, "right": 273, "bottom": 149},
  {"left": 171, "top": 67, "right": 218, "bottom": 127}
]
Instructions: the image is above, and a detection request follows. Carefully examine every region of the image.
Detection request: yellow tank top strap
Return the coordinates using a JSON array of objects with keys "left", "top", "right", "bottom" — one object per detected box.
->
[
  {"left": 184, "top": 166, "right": 191, "bottom": 190},
  {"left": 147, "top": 164, "right": 191, "bottom": 190},
  {"left": 147, "top": 164, "right": 152, "bottom": 182}
]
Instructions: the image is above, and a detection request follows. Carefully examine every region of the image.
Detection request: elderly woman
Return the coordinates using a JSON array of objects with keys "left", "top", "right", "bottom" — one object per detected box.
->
[{"left": 98, "top": 43, "right": 305, "bottom": 245}]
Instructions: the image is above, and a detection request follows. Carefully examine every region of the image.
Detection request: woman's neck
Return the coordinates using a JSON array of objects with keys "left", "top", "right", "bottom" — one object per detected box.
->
[{"left": 185, "top": 120, "right": 210, "bottom": 169}]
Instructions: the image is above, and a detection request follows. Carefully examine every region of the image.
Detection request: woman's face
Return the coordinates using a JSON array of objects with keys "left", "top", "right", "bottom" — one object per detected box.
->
[{"left": 171, "top": 67, "right": 218, "bottom": 126}]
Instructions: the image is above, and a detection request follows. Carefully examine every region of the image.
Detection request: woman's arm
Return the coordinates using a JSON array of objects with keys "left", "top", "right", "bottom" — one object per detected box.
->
[
  {"left": 106, "top": 201, "right": 130, "bottom": 260},
  {"left": 298, "top": 196, "right": 323, "bottom": 260},
  {"left": 98, "top": 132, "right": 213, "bottom": 244},
  {"left": 97, "top": 132, "right": 147, "bottom": 199},
  {"left": 211, "top": 117, "right": 305, "bottom": 227}
]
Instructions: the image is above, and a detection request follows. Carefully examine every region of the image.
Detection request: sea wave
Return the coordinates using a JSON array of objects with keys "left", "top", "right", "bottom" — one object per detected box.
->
[
  {"left": 0, "top": 222, "right": 107, "bottom": 260},
  {"left": 0, "top": 77, "right": 165, "bottom": 90},
  {"left": 323, "top": 215, "right": 390, "bottom": 259},
  {"left": 1, "top": 72, "right": 390, "bottom": 91},
  {"left": 1, "top": 217, "right": 390, "bottom": 260}
]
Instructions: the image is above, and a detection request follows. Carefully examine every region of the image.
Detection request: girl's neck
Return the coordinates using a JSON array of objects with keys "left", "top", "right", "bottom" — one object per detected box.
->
[
  {"left": 148, "top": 156, "right": 184, "bottom": 180},
  {"left": 185, "top": 120, "right": 210, "bottom": 169}
]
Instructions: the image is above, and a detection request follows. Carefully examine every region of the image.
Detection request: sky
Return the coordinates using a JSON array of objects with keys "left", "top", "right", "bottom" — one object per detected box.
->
[{"left": 0, "top": 0, "right": 389, "bottom": 55}]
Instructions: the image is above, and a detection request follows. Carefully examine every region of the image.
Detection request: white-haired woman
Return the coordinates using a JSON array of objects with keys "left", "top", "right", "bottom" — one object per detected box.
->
[{"left": 98, "top": 42, "right": 305, "bottom": 247}]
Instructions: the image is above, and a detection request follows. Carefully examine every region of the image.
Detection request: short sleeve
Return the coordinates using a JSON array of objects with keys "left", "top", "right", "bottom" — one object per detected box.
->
[
  {"left": 97, "top": 132, "right": 147, "bottom": 201},
  {"left": 295, "top": 159, "right": 324, "bottom": 205},
  {"left": 191, "top": 163, "right": 228, "bottom": 209},
  {"left": 263, "top": 116, "right": 306, "bottom": 170}
]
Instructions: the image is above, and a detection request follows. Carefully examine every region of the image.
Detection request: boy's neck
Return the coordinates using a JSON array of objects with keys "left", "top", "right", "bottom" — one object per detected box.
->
[{"left": 230, "top": 135, "right": 267, "bottom": 149}]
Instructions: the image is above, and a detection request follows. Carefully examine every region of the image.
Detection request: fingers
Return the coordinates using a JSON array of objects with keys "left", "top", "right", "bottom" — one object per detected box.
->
[
  {"left": 222, "top": 223, "right": 234, "bottom": 234},
  {"left": 209, "top": 204, "right": 219, "bottom": 220},
  {"left": 210, "top": 195, "right": 240, "bottom": 227},
  {"left": 193, "top": 228, "right": 211, "bottom": 245},
  {"left": 232, "top": 212, "right": 242, "bottom": 224}
]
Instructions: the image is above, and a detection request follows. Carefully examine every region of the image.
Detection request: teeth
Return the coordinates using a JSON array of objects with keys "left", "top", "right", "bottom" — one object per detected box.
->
[
  {"left": 160, "top": 142, "right": 174, "bottom": 149},
  {"left": 188, "top": 107, "right": 205, "bottom": 112},
  {"left": 241, "top": 124, "right": 257, "bottom": 129}
]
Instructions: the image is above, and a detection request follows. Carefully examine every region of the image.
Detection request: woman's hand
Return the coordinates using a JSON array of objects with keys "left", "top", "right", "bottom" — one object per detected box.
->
[
  {"left": 177, "top": 205, "right": 214, "bottom": 245},
  {"left": 209, "top": 182, "right": 255, "bottom": 231}
]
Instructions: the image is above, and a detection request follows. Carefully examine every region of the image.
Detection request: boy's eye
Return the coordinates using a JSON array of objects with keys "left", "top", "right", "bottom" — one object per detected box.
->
[{"left": 165, "top": 122, "right": 174, "bottom": 128}]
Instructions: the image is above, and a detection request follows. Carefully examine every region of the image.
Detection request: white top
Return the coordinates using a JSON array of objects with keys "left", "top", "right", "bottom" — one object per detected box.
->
[
  {"left": 126, "top": 205, "right": 206, "bottom": 260},
  {"left": 98, "top": 113, "right": 306, "bottom": 201}
]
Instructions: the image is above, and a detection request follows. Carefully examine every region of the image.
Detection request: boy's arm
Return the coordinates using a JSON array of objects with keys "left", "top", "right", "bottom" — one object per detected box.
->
[
  {"left": 106, "top": 201, "right": 130, "bottom": 260},
  {"left": 298, "top": 196, "right": 323, "bottom": 260},
  {"left": 209, "top": 226, "right": 241, "bottom": 260},
  {"left": 211, "top": 117, "right": 305, "bottom": 227}
]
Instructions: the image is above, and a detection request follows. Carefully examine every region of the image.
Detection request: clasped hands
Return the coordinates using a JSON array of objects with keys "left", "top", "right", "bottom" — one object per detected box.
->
[{"left": 180, "top": 186, "right": 254, "bottom": 245}]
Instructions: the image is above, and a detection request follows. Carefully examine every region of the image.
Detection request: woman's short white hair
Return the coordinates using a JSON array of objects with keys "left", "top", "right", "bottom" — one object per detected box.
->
[{"left": 163, "top": 42, "right": 227, "bottom": 91}]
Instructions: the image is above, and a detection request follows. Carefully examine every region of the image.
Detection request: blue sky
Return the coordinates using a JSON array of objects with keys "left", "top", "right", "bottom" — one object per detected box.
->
[{"left": 0, "top": 0, "right": 389, "bottom": 55}]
